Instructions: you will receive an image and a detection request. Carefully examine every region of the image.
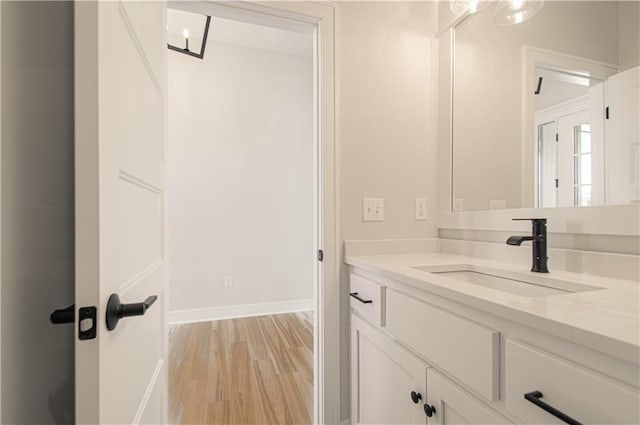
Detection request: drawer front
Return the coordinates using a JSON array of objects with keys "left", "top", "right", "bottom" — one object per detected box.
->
[
  {"left": 350, "top": 274, "right": 385, "bottom": 326},
  {"left": 386, "top": 289, "right": 499, "bottom": 401},
  {"left": 505, "top": 339, "right": 640, "bottom": 424}
]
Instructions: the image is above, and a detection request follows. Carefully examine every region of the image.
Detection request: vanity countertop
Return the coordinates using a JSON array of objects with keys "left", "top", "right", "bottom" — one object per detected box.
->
[{"left": 346, "top": 252, "right": 640, "bottom": 364}]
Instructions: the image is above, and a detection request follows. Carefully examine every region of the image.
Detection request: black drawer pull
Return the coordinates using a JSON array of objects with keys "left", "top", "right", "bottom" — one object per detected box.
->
[
  {"left": 349, "top": 292, "right": 373, "bottom": 304},
  {"left": 524, "top": 391, "right": 582, "bottom": 425}
]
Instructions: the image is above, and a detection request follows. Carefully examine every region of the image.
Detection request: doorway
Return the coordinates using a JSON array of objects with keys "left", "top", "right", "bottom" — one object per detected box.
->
[{"left": 166, "top": 5, "right": 318, "bottom": 424}]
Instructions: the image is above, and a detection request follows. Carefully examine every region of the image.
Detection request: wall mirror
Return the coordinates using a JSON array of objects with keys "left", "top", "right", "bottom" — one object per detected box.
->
[{"left": 451, "top": 1, "right": 639, "bottom": 212}]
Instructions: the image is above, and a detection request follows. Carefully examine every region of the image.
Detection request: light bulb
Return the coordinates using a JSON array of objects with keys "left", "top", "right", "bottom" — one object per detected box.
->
[
  {"left": 509, "top": 0, "right": 525, "bottom": 10},
  {"left": 514, "top": 11, "right": 524, "bottom": 23},
  {"left": 182, "top": 28, "right": 190, "bottom": 39}
]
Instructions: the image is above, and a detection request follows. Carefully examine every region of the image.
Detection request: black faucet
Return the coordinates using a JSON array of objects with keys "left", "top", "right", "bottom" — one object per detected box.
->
[{"left": 506, "top": 218, "right": 549, "bottom": 273}]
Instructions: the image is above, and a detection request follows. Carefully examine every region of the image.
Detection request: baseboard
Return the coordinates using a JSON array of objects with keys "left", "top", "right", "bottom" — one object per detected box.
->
[{"left": 169, "top": 298, "right": 314, "bottom": 325}]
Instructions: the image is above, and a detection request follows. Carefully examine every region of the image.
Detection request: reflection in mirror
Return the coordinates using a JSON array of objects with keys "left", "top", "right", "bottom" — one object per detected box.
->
[{"left": 452, "top": 1, "right": 639, "bottom": 211}]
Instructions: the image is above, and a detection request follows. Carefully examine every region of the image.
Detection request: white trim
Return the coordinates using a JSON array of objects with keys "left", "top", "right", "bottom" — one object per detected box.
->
[
  {"left": 438, "top": 203, "right": 640, "bottom": 236},
  {"left": 168, "top": 299, "right": 314, "bottom": 325},
  {"left": 0, "top": 1, "right": 3, "bottom": 419},
  {"left": 535, "top": 94, "right": 589, "bottom": 122}
]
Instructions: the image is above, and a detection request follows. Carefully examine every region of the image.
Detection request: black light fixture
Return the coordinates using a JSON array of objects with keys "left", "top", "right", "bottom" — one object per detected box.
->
[{"left": 168, "top": 14, "right": 211, "bottom": 60}]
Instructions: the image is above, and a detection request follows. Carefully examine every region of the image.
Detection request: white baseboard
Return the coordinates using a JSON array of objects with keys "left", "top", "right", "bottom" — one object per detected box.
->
[{"left": 169, "top": 298, "right": 314, "bottom": 325}]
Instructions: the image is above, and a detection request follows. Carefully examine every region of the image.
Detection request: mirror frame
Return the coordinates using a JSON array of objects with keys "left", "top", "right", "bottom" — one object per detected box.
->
[{"left": 437, "top": 19, "right": 640, "bottom": 237}]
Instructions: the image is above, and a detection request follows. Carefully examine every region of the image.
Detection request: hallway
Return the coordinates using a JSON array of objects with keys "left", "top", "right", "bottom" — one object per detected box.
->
[{"left": 169, "top": 312, "right": 313, "bottom": 424}]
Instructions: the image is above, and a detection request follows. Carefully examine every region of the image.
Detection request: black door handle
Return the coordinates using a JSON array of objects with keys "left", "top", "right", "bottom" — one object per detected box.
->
[
  {"left": 410, "top": 391, "right": 422, "bottom": 404},
  {"left": 106, "top": 294, "right": 158, "bottom": 331},
  {"left": 524, "top": 391, "right": 582, "bottom": 425},
  {"left": 50, "top": 304, "right": 75, "bottom": 324},
  {"left": 349, "top": 292, "right": 373, "bottom": 304}
]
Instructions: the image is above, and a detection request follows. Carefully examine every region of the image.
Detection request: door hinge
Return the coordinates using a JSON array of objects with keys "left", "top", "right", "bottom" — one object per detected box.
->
[
  {"left": 78, "top": 306, "right": 97, "bottom": 340},
  {"left": 605, "top": 106, "right": 610, "bottom": 120},
  {"left": 555, "top": 133, "right": 558, "bottom": 142},
  {"left": 317, "top": 249, "right": 324, "bottom": 262},
  {"left": 554, "top": 178, "right": 559, "bottom": 188}
]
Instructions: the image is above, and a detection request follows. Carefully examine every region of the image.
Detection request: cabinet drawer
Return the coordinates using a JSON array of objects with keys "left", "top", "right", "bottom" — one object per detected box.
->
[
  {"left": 505, "top": 339, "right": 640, "bottom": 424},
  {"left": 350, "top": 274, "right": 386, "bottom": 326},
  {"left": 386, "top": 289, "right": 499, "bottom": 401}
]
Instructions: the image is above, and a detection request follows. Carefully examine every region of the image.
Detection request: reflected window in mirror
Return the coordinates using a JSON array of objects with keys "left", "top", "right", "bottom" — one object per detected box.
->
[{"left": 451, "top": 1, "right": 639, "bottom": 211}]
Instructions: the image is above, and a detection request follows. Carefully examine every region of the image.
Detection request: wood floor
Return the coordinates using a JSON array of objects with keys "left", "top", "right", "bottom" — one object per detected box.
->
[{"left": 169, "top": 312, "right": 314, "bottom": 425}]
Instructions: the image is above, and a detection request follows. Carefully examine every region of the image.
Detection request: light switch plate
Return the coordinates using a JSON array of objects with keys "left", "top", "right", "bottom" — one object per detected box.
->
[
  {"left": 453, "top": 198, "right": 464, "bottom": 211},
  {"left": 362, "top": 198, "right": 384, "bottom": 221},
  {"left": 415, "top": 198, "right": 427, "bottom": 220}
]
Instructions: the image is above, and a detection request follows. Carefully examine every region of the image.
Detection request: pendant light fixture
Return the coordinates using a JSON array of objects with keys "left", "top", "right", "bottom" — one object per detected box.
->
[
  {"left": 494, "top": 0, "right": 544, "bottom": 26},
  {"left": 167, "top": 11, "right": 211, "bottom": 60}
]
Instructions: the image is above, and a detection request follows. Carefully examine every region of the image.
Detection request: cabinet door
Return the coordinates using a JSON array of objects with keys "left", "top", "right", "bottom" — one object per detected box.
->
[
  {"left": 352, "top": 315, "right": 428, "bottom": 425},
  {"left": 426, "top": 369, "right": 511, "bottom": 425}
]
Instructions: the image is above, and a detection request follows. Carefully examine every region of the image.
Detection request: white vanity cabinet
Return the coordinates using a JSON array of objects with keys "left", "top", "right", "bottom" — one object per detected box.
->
[
  {"left": 426, "top": 369, "right": 511, "bottom": 425},
  {"left": 351, "top": 315, "right": 428, "bottom": 424},
  {"left": 349, "top": 270, "right": 640, "bottom": 425}
]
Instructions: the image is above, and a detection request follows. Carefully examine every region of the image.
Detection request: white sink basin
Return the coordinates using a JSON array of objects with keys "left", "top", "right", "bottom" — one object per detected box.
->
[{"left": 412, "top": 264, "right": 603, "bottom": 297}]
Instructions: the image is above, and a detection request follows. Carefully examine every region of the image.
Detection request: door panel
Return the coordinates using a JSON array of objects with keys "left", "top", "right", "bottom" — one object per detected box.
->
[
  {"left": 351, "top": 315, "right": 428, "bottom": 425},
  {"left": 75, "top": 1, "right": 167, "bottom": 424},
  {"left": 426, "top": 369, "right": 510, "bottom": 425}
]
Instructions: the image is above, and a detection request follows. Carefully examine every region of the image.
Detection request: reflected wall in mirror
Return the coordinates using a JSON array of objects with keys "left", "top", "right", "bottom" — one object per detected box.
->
[{"left": 452, "top": 1, "right": 639, "bottom": 211}]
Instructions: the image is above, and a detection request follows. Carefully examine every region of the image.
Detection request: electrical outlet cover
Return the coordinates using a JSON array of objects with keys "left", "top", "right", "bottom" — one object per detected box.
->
[{"left": 415, "top": 198, "right": 427, "bottom": 220}]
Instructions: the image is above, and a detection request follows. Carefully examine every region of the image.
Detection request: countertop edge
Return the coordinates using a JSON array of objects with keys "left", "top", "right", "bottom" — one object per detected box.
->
[{"left": 346, "top": 255, "right": 640, "bottom": 365}]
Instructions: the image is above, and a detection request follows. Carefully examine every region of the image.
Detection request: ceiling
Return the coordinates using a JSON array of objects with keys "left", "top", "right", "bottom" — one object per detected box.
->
[{"left": 167, "top": 8, "right": 313, "bottom": 58}]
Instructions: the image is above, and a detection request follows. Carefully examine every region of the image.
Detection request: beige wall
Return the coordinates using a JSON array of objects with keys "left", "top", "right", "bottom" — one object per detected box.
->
[
  {"left": 619, "top": 0, "right": 640, "bottom": 71},
  {"left": 167, "top": 26, "right": 314, "bottom": 315},
  {"left": 337, "top": 2, "right": 438, "bottom": 419},
  {"left": 452, "top": 1, "right": 630, "bottom": 211},
  {"left": 1, "top": 2, "right": 74, "bottom": 423}
]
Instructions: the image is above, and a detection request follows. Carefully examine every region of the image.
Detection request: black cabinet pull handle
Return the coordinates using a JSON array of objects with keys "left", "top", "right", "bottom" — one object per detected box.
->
[
  {"left": 50, "top": 304, "right": 75, "bottom": 324},
  {"left": 524, "top": 391, "right": 582, "bottom": 425},
  {"left": 423, "top": 403, "right": 436, "bottom": 417},
  {"left": 410, "top": 391, "right": 422, "bottom": 404},
  {"left": 349, "top": 292, "right": 373, "bottom": 304},
  {"left": 106, "top": 294, "right": 158, "bottom": 331}
]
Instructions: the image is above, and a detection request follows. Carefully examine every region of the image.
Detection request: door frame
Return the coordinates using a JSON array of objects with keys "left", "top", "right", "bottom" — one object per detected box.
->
[{"left": 166, "top": 1, "right": 338, "bottom": 423}]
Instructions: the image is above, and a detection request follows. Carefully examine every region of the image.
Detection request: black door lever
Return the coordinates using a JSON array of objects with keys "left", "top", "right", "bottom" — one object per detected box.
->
[
  {"left": 50, "top": 304, "right": 75, "bottom": 324},
  {"left": 106, "top": 293, "right": 158, "bottom": 331}
]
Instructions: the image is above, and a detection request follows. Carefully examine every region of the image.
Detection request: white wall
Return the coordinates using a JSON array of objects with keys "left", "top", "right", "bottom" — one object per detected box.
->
[
  {"left": 452, "top": 1, "right": 630, "bottom": 211},
  {"left": 167, "top": 19, "right": 314, "bottom": 316},
  {"left": 337, "top": 2, "right": 438, "bottom": 420},
  {"left": 1, "top": 2, "right": 74, "bottom": 423}
]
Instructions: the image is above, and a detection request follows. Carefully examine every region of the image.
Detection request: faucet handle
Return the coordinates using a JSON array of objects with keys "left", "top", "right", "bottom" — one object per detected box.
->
[{"left": 512, "top": 218, "right": 547, "bottom": 224}]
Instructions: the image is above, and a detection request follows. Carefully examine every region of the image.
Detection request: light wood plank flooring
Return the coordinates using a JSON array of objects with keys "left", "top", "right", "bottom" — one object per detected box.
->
[{"left": 169, "top": 312, "right": 313, "bottom": 425}]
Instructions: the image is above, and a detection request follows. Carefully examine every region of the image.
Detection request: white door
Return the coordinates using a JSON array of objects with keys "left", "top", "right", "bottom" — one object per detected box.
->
[
  {"left": 75, "top": 1, "right": 167, "bottom": 424},
  {"left": 605, "top": 66, "right": 640, "bottom": 204},
  {"left": 351, "top": 315, "right": 428, "bottom": 425},
  {"left": 557, "top": 110, "right": 590, "bottom": 207},
  {"left": 538, "top": 120, "right": 558, "bottom": 208}
]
